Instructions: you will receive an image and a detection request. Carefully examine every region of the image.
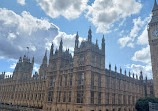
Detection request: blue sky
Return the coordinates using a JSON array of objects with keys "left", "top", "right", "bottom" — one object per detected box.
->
[{"left": 0, "top": 0, "right": 154, "bottom": 79}]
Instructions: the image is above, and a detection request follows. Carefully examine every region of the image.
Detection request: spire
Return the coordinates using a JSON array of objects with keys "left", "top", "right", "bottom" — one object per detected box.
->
[
  {"left": 129, "top": 71, "right": 131, "bottom": 77},
  {"left": 152, "top": 0, "right": 158, "bottom": 12},
  {"left": 32, "top": 56, "right": 34, "bottom": 64},
  {"left": 109, "top": 63, "right": 111, "bottom": 71},
  {"left": 120, "top": 67, "right": 122, "bottom": 74},
  {"left": 115, "top": 65, "right": 117, "bottom": 72},
  {"left": 59, "top": 38, "right": 63, "bottom": 52},
  {"left": 42, "top": 50, "right": 47, "bottom": 65},
  {"left": 75, "top": 32, "right": 79, "bottom": 48},
  {"left": 133, "top": 73, "right": 134, "bottom": 78},
  {"left": 125, "top": 69, "right": 127, "bottom": 76},
  {"left": 96, "top": 39, "right": 98, "bottom": 47},
  {"left": 50, "top": 42, "right": 54, "bottom": 57},
  {"left": 140, "top": 71, "right": 143, "bottom": 80},
  {"left": 88, "top": 27, "right": 92, "bottom": 42},
  {"left": 102, "top": 35, "right": 105, "bottom": 54}
]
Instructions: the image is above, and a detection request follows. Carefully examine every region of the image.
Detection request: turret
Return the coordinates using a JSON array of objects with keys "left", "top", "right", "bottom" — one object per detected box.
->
[
  {"left": 152, "top": 0, "right": 158, "bottom": 12},
  {"left": 133, "top": 73, "right": 135, "bottom": 78},
  {"left": 75, "top": 32, "right": 79, "bottom": 48},
  {"left": 32, "top": 56, "right": 34, "bottom": 64},
  {"left": 88, "top": 27, "right": 92, "bottom": 42}
]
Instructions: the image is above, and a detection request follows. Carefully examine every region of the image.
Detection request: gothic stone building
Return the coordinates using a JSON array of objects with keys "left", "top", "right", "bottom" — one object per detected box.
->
[{"left": 0, "top": 2, "right": 156, "bottom": 110}]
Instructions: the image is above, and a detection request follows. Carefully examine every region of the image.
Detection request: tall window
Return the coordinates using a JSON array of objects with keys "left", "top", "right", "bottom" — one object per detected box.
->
[
  {"left": 106, "top": 93, "right": 109, "bottom": 104},
  {"left": 65, "top": 75, "right": 67, "bottom": 87},
  {"left": 50, "top": 76, "right": 55, "bottom": 87},
  {"left": 91, "top": 73, "right": 94, "bottom": 87},
  {"left": 91, "top": 55, "right": 95, "bottom": 66},
  {"left": 91, "top": 91, "right": 94, "bottom": 104},
  {"left": 98, "top": 75, "right": 101, "bottom": 88},
  {"left": 123, "top": 95, "right": 126, "bottom": 105},
  {"left": 98, "top": 92, "right": 101, "bottom": 104},
  {"left": 118, "top": 94, "right": 121, "bottom": 104},
  {"left": 77, "top": 91, "right": 83, "bottom": 103},
  {"left": 58, "top": 91, "right": 61, "bottom": 102},
  {"left": 70, "top": 75, "right": 73, "bottom": 86},
  {"left": 63, "top": 91, "right": 66, "bottom": 102},
  {"left": 106, "top": 77, "right": 109, "bottom": 88},
  {"left": 60, "top": 75, "right": 62, "bottom": 87},
  {"left": 78, "top": 73, "right": 84, "bottom": 86},
  {"left": 112, "top": 93, "right": 115, "bottom": 104},
  {"left": 48, "top": 91, "right": 53, "bottom": 102},
  {"left": 68, "top": 91, "right": 71, "bottom": 102},
  {"left": 97, "top": 57, "right": 101, "bottom": 68}
]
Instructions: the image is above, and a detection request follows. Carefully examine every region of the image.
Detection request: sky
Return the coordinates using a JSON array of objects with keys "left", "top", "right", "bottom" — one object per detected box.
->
[{"left": 0, "top": 0, "right": 154, "bottom": 79}]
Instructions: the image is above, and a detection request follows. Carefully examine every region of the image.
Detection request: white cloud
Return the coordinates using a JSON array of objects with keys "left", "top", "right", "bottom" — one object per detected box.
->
[
  {"left": 132, "top": 45, "right": 151, "bottom": 64},
  {"left": 35, "top": 0, "right": 88, "bottom": 19},
  {"left": 5, "top": 72, "right": 13, "bottom": 77},
  {"left": 125, "top": 64, "right": 152, "bottom": 79},
  {"left": 17, "top": 0, "right": 25, "bottom": 6},
  {"left": 86, "top": 0, "right": 142, "bottom": 33},
  {"left": 10, "top": 63, "right": 16, "bottom": 69},
  {"left": 137, "top": 27, "right": 148, "bottom": 45},
  {"left": 118, "top": 16, "right": 150, "bottom": 48},
  {"left": 0, "top": 8, "right": 84, "bottom": 64}
]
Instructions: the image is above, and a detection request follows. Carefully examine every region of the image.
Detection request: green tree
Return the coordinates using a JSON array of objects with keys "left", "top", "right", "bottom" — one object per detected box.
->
[{"left": 135, "top": 97, "right": 158, "bottom": 111}]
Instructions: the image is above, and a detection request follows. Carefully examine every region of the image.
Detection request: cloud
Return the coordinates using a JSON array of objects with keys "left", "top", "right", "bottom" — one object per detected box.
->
[
  {"left": 35, "top": 0, "right": 88, "bottom": 19},
  {"left": 17, "top": 0, "right": 25, "bottom": 6},
  {"left": 5, "top": 72, "right": 13, "bottom": 77},
  {"left": 125, "top": 64, "right": 152, "bottom": 79},
  {"left": 10, "top": 63, "right": 16, "bottom": 69},
  {"left": 132, "top": 45, "right": 151, "bottom": 64},
  {"left": 118, "top": 16, "right": 151, "bottom": 48},
  {"left": 0, "top": 8, "right": 84, "bottom": 64},
  {"left": 137, "top": 27, "right": 148, "bottom": 45},
  {"left": 86, "top": 0, "right": 142, "bottom": 33}
]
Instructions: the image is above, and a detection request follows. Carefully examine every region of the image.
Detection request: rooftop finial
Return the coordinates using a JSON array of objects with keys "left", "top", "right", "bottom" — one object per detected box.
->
[
  {"left": 152, "top": 0, "right": 158, "bottom": 12},
  {"left": 88, "top": 26, "right": 92, "bottom": 42}
]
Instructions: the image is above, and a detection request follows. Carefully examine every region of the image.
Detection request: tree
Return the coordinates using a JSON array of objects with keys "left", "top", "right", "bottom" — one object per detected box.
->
[{"left": 135, "top": 97, "right": 158, "bottom": 111}]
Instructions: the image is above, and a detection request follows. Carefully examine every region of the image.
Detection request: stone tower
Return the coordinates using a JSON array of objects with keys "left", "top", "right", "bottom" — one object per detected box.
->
[{"left": 148, "top": 0, "right": 158, "bottom": 97}]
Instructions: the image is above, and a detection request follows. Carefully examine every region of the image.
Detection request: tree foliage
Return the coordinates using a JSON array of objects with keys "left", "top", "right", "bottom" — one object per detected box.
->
[{"left": 135, "top": 97, "right": 158, "bottom": 111}]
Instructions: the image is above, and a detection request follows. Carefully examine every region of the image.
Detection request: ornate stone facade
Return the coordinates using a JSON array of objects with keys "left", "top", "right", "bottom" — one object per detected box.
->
[
  {"left": 148, "top": 0, "right": 158, "bottom": 97},
  {"left": 0, "top": 2, "right": 156, "bottom": 110}
]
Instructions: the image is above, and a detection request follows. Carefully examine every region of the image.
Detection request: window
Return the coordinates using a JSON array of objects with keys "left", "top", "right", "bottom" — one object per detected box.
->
[
  {"left": 91, "top": 91, "right": 94, "bottom": 104},
  {"left": 91, "top": 55, "right": 95, "bottom": 66},
  {"left": 98, "top": 75, "right": 101, "bottom": 87},
  {"left": 78, "top": 73, "right": 84, "bottom": 86},
  {"left": 63, "top": 91, "right": 66, "bottom": 102},
  {"left": 112, "top": 93, "right": 115, "bottom": 104},
  {"left": 98, "top": 92, "right": 101, "bottom": 104},
  {"left": 123, "top": 95, "right": 126, "bottom": 105},
  {"left": 97, "top": 57, "right": 101, "bottom": 68},
  {"left": 91, "top": 73, "right": 94, "bottom": 87},
  {"left": 48, "top": 91, "right": 53, "bottom": 102},
  {"left": 60, "top": 75, "right": 62, "bottom": 87},
  {"left": 50, "top": 76, "right": 55, "bottom": 87},
  {"left": 65, "top": 75, "right": 67, "bottom": 87},
  {"left": 70, "top": 75, "right": 73, "bottom": 86},
  {"left": 77, "top": 91, "right": 83, "bottom": 103},
  {"left": 106, "top": 77, "right": 109, "bottom": 88},
  {"left": 106, "top": 93, "right": 109, "bottom": 104},
  {"left": 118, "top": 94, "right": 121, "bottom": 104},
  {"left": 68, "top": 91, "right": 71, "bottom": 102},
  {"left": 58, "top": 92, "right": 61, "bottom": 102}
]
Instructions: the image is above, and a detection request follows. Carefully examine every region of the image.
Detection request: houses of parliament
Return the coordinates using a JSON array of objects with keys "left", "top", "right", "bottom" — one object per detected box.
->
[{"left": 1, "top": 1, "right": 158, "bottom": 111}]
